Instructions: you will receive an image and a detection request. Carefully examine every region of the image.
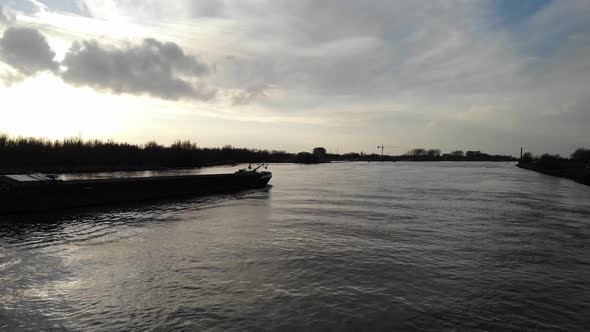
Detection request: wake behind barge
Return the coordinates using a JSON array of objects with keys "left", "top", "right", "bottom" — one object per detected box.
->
[{"left": 0, "top": 166, "right": 272, "bottom": 214}]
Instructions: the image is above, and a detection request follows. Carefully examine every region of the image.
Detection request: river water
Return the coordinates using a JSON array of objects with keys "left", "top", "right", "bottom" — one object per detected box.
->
[{"left": 1, "top": 162, "right": 589, "bottom": 331}]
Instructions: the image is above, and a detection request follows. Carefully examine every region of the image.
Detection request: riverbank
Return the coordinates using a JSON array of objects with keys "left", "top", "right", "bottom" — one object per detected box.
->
[
  {"left": 1, "top": 160, "right": 525, "bottom": 175},
  {"left": 1, "top": 134, "right": 519, "bottom": 173},
  {"left": 0, "top": 161, "right": 294, "bottom": 175},
  {"left": 517, "top": 162, "right": 590, "bottom": 186}
]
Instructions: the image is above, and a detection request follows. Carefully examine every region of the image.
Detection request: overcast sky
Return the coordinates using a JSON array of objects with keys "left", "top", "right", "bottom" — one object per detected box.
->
[{"left": 0, "top": 0, "right": 588, "bottom": 156}]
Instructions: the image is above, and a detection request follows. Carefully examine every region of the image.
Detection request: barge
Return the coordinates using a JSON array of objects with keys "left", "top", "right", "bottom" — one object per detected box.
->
[{"left": 0, "top": 165, "right": 272, "bottom": 214}]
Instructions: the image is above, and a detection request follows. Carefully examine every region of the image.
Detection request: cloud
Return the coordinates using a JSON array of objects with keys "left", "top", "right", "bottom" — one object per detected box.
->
[
  {"left": 81, "top": 0, "right": 225, "bottom": 20},
  {"left": 0, "top": 5, "right": 15, "bottom": 26},
  {"left": 0, "top": 27, "right": 59, "bottom": 76},
  {"left": 3, "top": 0, "right": 590, "bottom": 154},
  {"left": 0, "top": 65, "right": 24, "bottom": 86},
  {"left": 37, "top": 1, "right": 529, "bottom": 99},
  {"left": 0, "top": 16, "right": 217, "bottom": 101},
  {"left": 60, "top": 38, "right": 215, "bottom": 100},
  {"left": 231, "top": 84, "right": 267, "bottom": 106},
  {"left": 186, "top": 1, "right": 507, "bottom": 98}
]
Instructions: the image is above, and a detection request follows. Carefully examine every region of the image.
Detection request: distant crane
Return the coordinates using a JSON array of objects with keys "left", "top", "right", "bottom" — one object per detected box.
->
[{"left": 377, "top": 145, "right": 396, "bottom": 157}]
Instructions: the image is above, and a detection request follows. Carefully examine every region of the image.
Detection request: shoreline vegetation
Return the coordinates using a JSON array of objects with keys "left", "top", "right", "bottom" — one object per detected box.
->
[
  {"left": 1, "top": 134, "right": 519, "bottom": 174},
  {"left": 517, "top": 149, "right": 590, "bottom": 186},
  {"left": 0, "top": 134, "right": 292, "bottom": 174},
  {"left": 330, "top": 149, "right": 518, "bottom": 163}
]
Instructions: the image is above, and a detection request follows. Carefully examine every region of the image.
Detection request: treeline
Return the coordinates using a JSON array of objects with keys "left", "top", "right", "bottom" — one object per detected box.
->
[
  {"left": 520, "top": 148, "right": 590, "bottom": 168},
  {"left": 0, "top": 134, "right": 293, "bottom": 173},
  {"left": 3, "top": 132, "right": 563, "bottom": 174},
  {"left": 399, "top": 148, "right": 517, "bottom": 161},
  {"left": 325, "top": 149, "right": 515, "bottom": 162},
  {"left": 518, "top": 148, "right": 590, "bottom": 186}
]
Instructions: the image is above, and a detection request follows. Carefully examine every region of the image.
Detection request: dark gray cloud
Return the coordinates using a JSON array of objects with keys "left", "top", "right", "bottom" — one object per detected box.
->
[
  {"left": 0, "top": 23, "right": 217, "bottom": 100},
  {"left": 232, "top": 84, "right": 267, "bottom": 106},
  {"left": 189, "top": 0, "right": 224, "bottom": 17},
  {"left": 0, "top": 27, "right": 59, "bottom": 75},
  {"left": 60, "top": 38, "right": 215, "bottom": 100}
]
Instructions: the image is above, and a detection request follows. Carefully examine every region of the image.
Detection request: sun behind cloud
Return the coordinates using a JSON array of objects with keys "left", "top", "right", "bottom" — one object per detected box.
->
[{"left": 0, "top": 0, "right": 589, "bottom": 155}]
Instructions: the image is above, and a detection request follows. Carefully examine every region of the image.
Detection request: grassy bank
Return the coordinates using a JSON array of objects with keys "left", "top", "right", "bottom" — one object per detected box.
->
[
  {"left": 517, "top": 149, "right": 590, "bottom": 186},
  {"left": 517, "top": 162, "right": 590, "bottom": 186}
]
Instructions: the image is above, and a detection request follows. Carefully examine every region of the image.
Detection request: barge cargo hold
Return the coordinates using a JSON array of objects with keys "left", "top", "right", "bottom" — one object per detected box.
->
[{"left": 0, "top": 168, "right": 272, "bottom": 214}]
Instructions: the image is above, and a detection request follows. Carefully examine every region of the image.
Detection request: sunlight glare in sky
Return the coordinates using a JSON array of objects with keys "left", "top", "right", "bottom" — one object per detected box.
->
[{"left": 0, "top": 0, "right": 588, "bottom": 155}]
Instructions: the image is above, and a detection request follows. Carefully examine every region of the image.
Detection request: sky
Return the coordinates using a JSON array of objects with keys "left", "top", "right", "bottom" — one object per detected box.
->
[{"left": 0, "top": 0, "right": 588, "bottom": 156}]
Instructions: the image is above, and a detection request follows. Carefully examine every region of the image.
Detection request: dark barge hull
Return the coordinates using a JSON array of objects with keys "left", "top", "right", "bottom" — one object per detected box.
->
[{"left": 0, "top": 172, "right": 271, "bottom": 214}]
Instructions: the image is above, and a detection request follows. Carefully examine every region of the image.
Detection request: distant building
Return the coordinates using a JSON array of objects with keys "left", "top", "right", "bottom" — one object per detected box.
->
[{"left": 313, "top": 147, "right": 327, "bottom": 160}]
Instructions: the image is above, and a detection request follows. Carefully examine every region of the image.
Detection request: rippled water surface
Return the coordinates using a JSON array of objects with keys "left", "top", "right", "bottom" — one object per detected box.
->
[{"left": 1, "top": 162, "right": 590, "bottom": 331}]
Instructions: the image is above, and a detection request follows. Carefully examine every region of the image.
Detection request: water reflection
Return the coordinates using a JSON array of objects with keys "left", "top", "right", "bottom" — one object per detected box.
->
[{"left": 1, "top": 163, "right": 590, "bottom": 331}]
